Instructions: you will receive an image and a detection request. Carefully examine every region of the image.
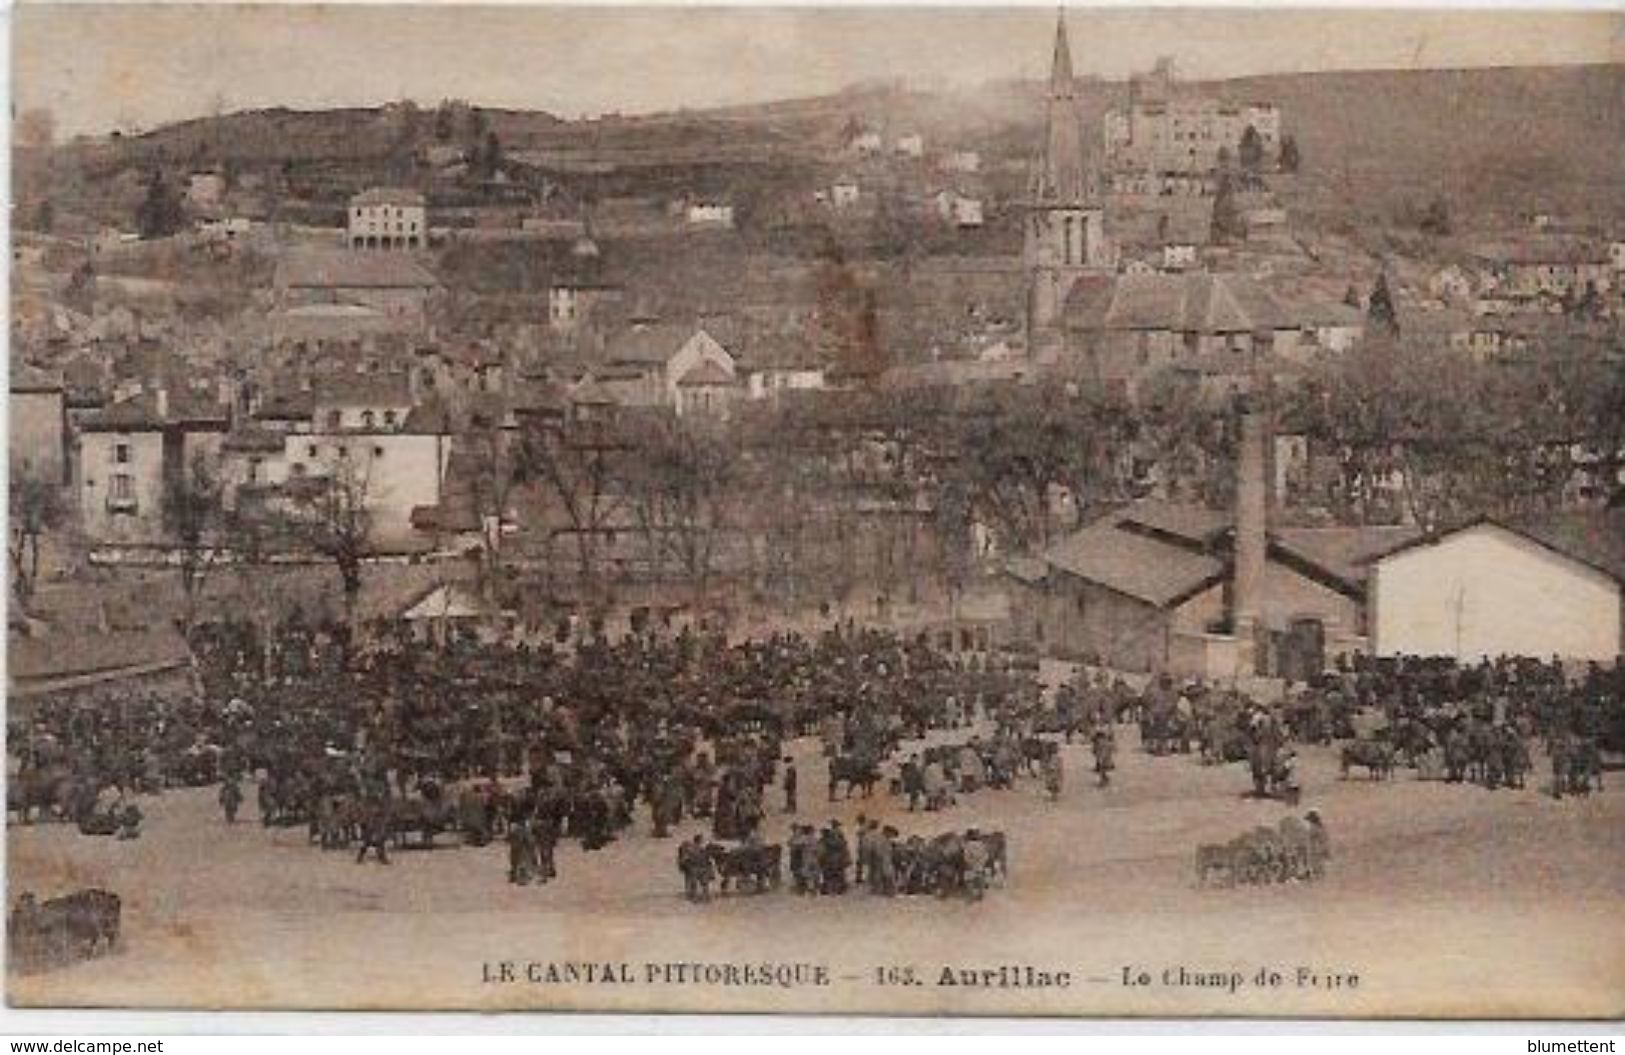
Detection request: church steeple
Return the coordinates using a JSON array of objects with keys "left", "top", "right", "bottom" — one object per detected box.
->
[
  {"left": 1037, "top": 11, "right": 1086, "bottom": 204},
  {"left": 1050, "top": 10, "right": 1075, "bottom": 92}
]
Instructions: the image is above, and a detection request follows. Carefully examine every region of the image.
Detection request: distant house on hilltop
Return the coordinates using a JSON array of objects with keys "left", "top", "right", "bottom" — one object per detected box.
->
[
  {"left": 348, "top": 187, "right": 427, "bottom": 250},
  {"left": 830, "top": 178, "right": 862, "bottom": 210},
  {"left": 685, "top": 201, "right": 735, "bottom": 228},
  {"left": 1103, "top": 59, "right": 1282, "bottom": 177},
  {"left": 1470, "top": 237, "right": 1613, "bottom": 305},
  {"left": 934, "top": 190, "right": 985, "bottom": 229},
  {"left": 846, "top": 130, "right": 883, "bottom": 157}
]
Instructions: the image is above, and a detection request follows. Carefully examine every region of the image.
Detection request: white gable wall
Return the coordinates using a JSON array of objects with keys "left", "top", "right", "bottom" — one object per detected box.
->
[
  {"left": 664, "top": 331, "right": 735, "bottom": 404},
  {"left": 1371, "top": 523, "right": 1622, "bottom": 661}
]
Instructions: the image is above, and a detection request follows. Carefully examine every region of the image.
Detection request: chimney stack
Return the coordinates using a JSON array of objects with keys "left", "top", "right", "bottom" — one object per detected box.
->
[{"left": 1232, "top": 396, "right": 1269, "bottom": 676}]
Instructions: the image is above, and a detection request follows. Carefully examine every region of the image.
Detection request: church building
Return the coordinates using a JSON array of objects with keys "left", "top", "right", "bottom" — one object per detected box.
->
[{"left": 1025, "top": 14, "right": 1113, "bottom": 362}]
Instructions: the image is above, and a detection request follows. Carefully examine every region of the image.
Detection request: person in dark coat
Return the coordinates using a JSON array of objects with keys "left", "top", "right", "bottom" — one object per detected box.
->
[
  {"left": 901, "top": 754, "right": 924, "bottom": 811},
  {"left": 355, "top": 799, "right": 391, "bottom": 865},
  {"left": 219, "top": 779, "right": 243, "bottom": 824},
  {"left": 508, "top": 815, "right": 536, "bottom": 885},
  {"left": 782, "top": 757, "right": 798, "bottom": 814},
  {"left": 819, "top": 820, "right": 850, "bottom": 895},
  {"left": 535, "top": 812, "right": 559, "bottom": 883},
  {"left": 651, "top": 775, "right": 679, "bottom": 838}
]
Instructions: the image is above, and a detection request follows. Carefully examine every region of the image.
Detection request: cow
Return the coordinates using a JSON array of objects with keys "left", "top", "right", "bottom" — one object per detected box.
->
[
  {"left": 1340, "top": 739, "right": 1396, "bottom": 780},
  {"left": 827, "top": 754, "right": 881, "bottom": 800}
]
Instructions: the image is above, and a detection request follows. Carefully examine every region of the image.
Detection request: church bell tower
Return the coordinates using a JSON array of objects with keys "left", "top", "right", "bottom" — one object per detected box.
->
[{"left": 1025, "top": 12, "right": 1109, "bottom": 362}]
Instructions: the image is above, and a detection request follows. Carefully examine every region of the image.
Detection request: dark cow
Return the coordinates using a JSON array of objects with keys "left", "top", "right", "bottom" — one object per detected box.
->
[
  {"left": 707, "top": 842, "right": 783, "bottom": 893},
  {"left": 1340, "top": 739, "right": 1395, "bottom": 780},
  {"left": 827, "top": 754, "right": 881, "bottom": 800},
  {"left": 9, "top": 889, "right": 121, "bottom": 971}
]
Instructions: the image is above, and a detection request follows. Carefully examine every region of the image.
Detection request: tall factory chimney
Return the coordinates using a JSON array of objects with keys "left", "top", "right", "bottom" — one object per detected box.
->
[{"left": 1231, "top": 395, "right": 1269, "bottom": 676}]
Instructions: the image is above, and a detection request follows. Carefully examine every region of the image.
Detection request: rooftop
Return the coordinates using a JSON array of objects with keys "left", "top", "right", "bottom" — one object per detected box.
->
[
  {"left": 605, "top": 323, "right": 724, "bottom": 366},
  {"left": 1042, "top": 520, "right": 1225, "bottom": 608},
  {"left": 1366, "top": 512, "right": 1625, "bottom": 584},
  {"left": 1065, "top": 272, "right": 1361, "bottom": 335},
  {"left": 351, "top": 187, "right": 427, "bottom": 208},
  {"left": 312, "top": 371, "right": 414, "bottom": 407},
  {"left": 677, "top": 360, "right": 736, "bottom": 387},
  {"left": 82, "top": 388, "right": 230, "bottom": 432},
  {"left": 10, "top": 361, "right": 63, "bottom": 394},
  {"left": 276, "top": 250, "right": 439, "bottom": 291}
]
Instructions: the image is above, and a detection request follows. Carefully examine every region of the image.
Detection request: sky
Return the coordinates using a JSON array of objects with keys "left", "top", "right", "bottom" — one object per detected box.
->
[{"left": 13, "top": 3, "right": 1625, "bottom": 138}]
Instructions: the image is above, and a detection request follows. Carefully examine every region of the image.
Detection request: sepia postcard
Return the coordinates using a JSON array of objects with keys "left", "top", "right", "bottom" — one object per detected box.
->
[{"left": 6, "top": 2, "right": 1624, "bottom": 1018}]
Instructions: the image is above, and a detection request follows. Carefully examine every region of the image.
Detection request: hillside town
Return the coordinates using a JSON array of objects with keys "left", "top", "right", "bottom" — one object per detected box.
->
[
  {"left": 11, "top": 20, "right": 1623, "bottom": 690},
  {"left": 6, "top": 8, "right": 1623, "bottom": 1017}
]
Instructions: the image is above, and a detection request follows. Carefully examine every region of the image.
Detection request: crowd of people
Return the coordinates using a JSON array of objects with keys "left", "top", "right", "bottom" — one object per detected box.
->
[
  {"left": 1049, "top": 653, "right": 1620, "bottom": 800},
  {"left": 7, "top": 609, "right": 1620, "bottom": 906},
  {"left": 11, "top": 615, "right": 1047, "bottom": 879}
]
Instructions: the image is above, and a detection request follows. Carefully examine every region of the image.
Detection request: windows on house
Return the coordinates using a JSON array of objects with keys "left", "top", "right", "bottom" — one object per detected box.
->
[
  {"left": 114, "top": 443, "right": 131, "bottom": 464},
  {"left": 108, "top": 473, "right": 137, "bottom": 513}
]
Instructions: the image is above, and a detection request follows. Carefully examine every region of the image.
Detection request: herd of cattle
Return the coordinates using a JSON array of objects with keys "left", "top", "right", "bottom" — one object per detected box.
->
[
  {"left": 7, "top": 616, "right": 1622, "bottom": 970},
  {"left": 685, "top": 825, "right": 1009, "bottom": 902},
  {"left": 7, "top": 889, "right": 122, "bottom": 974},
  {"left": 1196, "top": 813, "right": 1331, "bottom": 888}
]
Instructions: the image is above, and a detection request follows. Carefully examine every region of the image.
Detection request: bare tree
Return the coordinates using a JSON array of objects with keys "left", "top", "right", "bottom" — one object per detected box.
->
[
  {"left": 8, "top": 470, "right": 63, "bottom": 614},
  {"left": 462, "top": 426, "right": 521, "bottom": 592},
  {"left": 515, "top": 411, "right": 632, "bottom": 597},
  {"left": 739, "top": 416, "right": 821, "bottom": 611},
  {"left": 296, "top": 460, "right": 373, "bottom": 622},
  {"left": 162, "top": 451, "right": 229, "bottom": 631},
  {"left": 224, "top": 499, "right": 301, "bottom": 682},
  {"left": 624, "top": 415, "right": 741, "bottom": 606}
]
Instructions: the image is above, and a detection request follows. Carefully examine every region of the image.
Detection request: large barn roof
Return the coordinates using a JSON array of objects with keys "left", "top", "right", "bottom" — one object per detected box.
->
[
  {"left": 1366, "top": 513, "right": 1625, "bottom": 585},
  {"left": 1032, "top": 501, "right": 1426, "bottom": 605},
  {"left": 1041, "top": 520, "right": 1225, "bottom": 608}
]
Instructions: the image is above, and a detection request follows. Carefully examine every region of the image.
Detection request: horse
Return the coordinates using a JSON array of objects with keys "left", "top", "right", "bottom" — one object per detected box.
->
[{"left": 827, "top": 754, "right": 881, "bottom": 800}]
